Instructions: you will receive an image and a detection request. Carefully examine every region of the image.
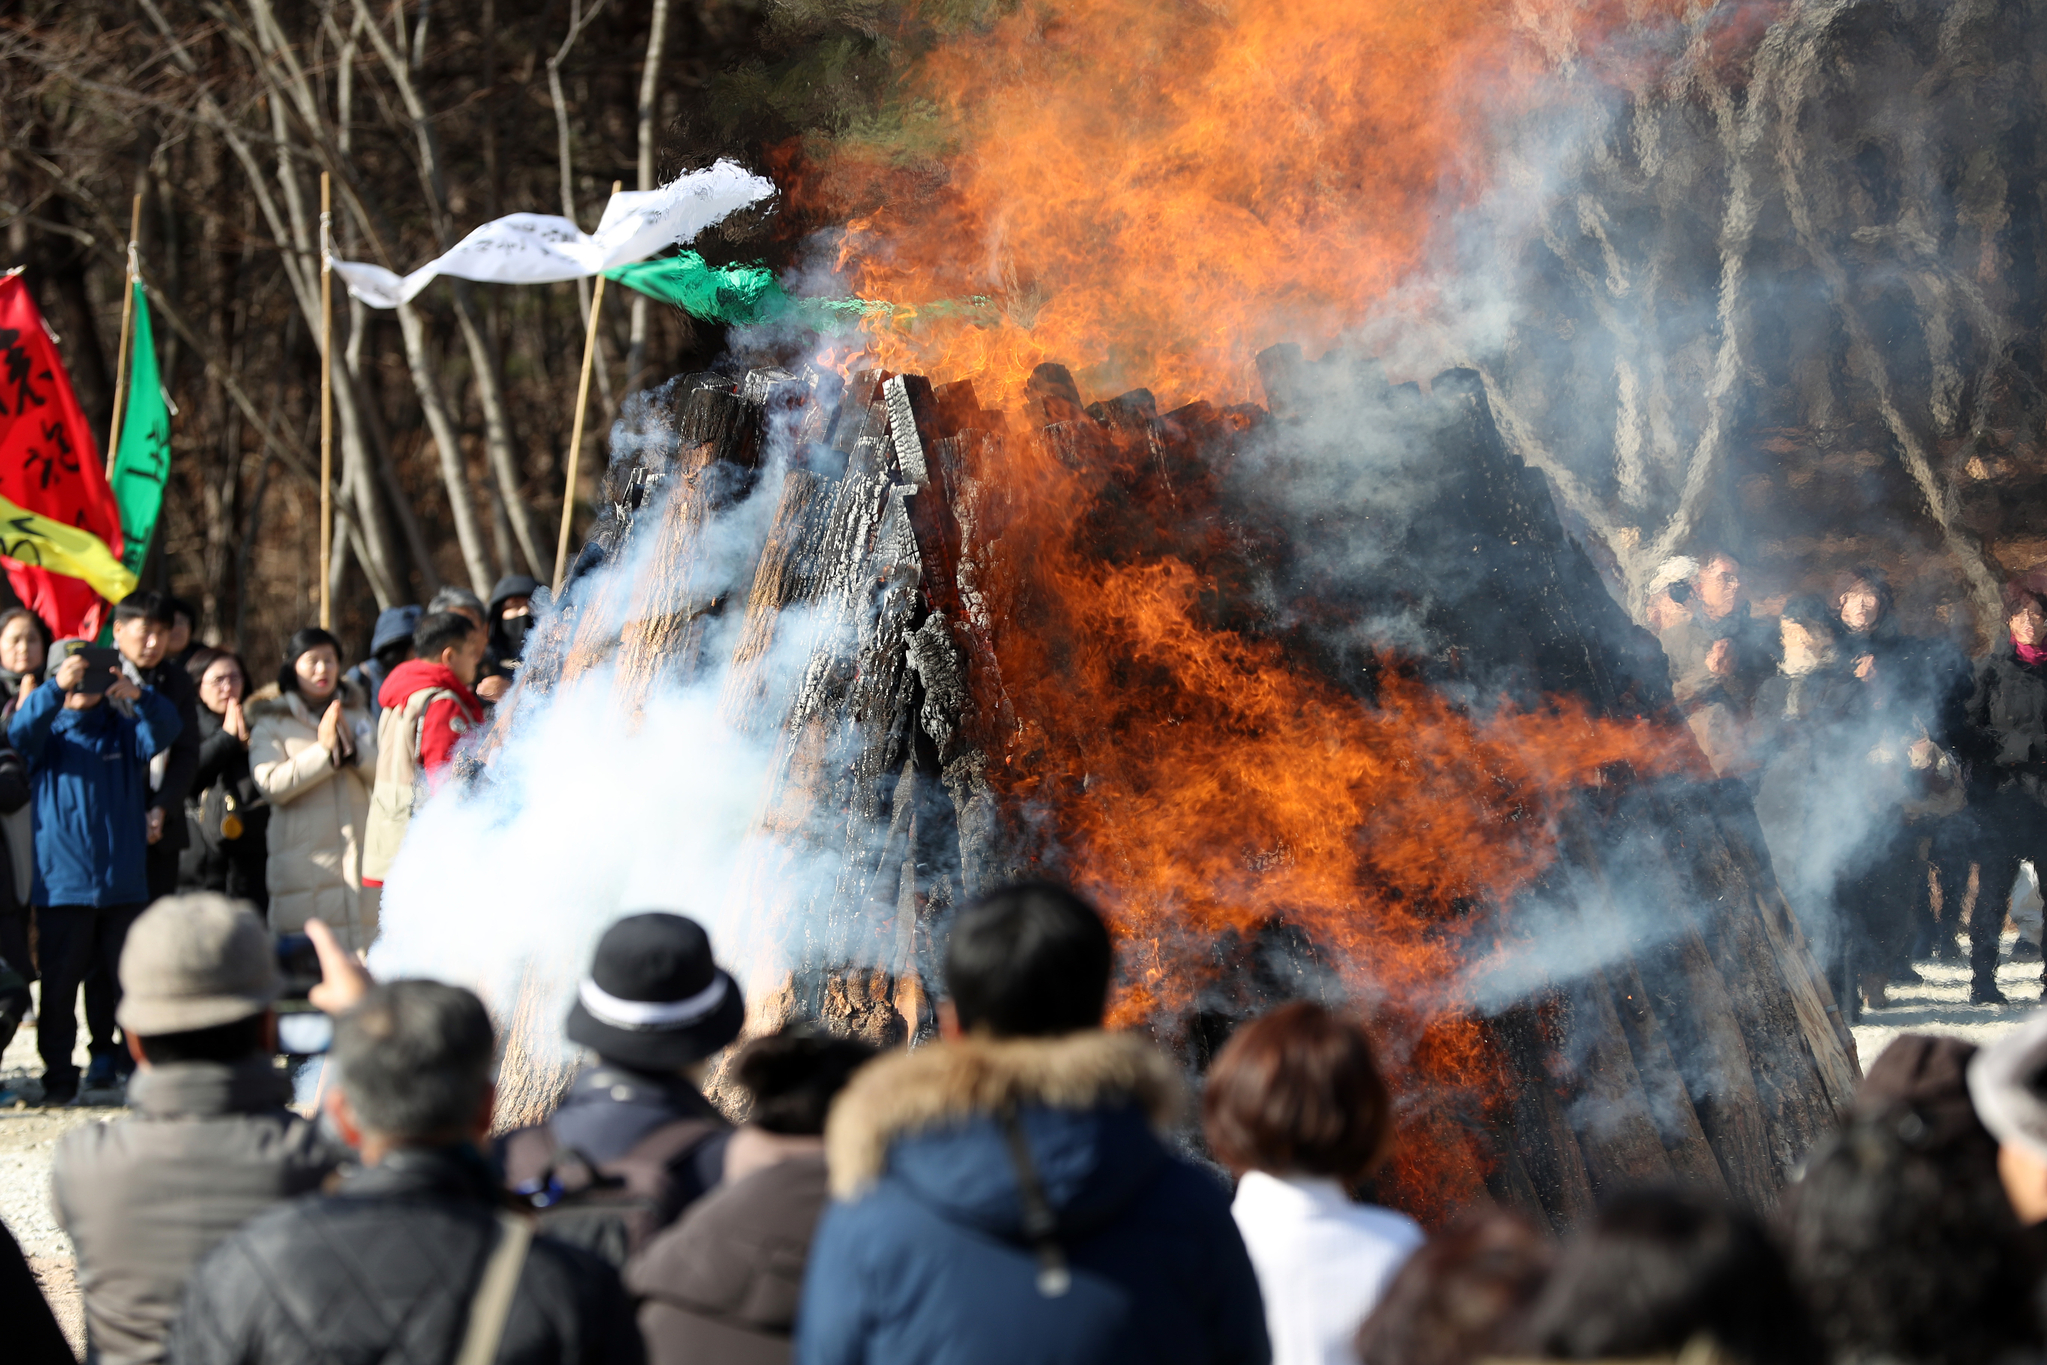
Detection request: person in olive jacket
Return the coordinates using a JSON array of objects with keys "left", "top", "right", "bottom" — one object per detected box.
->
[{"left": 1958, "top": 582, "right": 2047, "bottom": 1003}]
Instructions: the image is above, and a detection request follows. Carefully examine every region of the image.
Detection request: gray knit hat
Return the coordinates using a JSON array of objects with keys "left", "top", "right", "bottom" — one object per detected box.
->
[{"left": 1967, "top": 1009, "right": 2047, "bottom": 1163}]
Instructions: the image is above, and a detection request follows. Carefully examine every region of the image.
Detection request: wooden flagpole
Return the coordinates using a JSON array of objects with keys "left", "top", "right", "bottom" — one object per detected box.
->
[
  {"left": 319, "top": 173, "right": 334, "bottom": 631},
  {"left": 553, "top": 179, "right": 621, "bottom": 594},
  {"left": 105, "top": 193, "right": 143, "bottom": 479}
]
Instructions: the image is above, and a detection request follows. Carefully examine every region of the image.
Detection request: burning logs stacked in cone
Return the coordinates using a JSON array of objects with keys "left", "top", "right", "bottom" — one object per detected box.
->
[{"left": 499, "top": 347, "right": 1858, "bottom": 1229}]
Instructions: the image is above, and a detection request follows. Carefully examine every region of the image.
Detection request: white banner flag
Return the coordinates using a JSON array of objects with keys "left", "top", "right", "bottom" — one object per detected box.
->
[{"left": 331, "top": 160, "right": 776, "bottom": 309}]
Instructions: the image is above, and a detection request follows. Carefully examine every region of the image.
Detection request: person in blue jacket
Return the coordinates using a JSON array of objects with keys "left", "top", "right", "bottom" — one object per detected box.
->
[
  {"left": 10, "top": 640, "right": 180, "bottom": 1105},
  {"left": 794, "top": 882, "right": 1270, "bottom": 1365}
]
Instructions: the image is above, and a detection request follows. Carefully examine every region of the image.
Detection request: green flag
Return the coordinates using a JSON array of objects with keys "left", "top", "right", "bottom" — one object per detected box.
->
[
  {"left": 603, "top": 253, "right": 993, "bottom": 332},
  {"left": 110, "top": 279, "right": 170, "bottom": 579}
]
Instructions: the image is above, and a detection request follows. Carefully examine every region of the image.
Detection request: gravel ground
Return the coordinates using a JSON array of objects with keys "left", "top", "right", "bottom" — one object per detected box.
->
[
  {"left": 0, "top": 985, "right": 121, "bottom": 1358},
  {"left": 0, "top": 942, "right": 2036, "bottom": 1362}
]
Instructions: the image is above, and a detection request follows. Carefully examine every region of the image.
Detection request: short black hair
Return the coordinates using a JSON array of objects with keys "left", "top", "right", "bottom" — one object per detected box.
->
[
  {"left": 277, "top": 626, "right": 344, "bottom": 695},
  {"left": 166, "top": 594, "right": 197, "bottom": 628},
  {"left": 413, "top": 610, "right": 478, "bottom": 663},
  {"left": 1520, "top": 1188, "right": 1820, "bottom": 1365},
  {"left": 114, "top": 590, "right": 174, "bottom": 627},
  {"left": 944, "top": 882, "right": 1113, "bottom": 1038},
  {"left": 333, "top": 980, "right": 495, "bottom": 1141},
  {"left": 733, "top": 1026, "right": 876, "bottom": 1135},
  {"left": 135, "top": 1013, "right": 268, "bottom": 1065}
]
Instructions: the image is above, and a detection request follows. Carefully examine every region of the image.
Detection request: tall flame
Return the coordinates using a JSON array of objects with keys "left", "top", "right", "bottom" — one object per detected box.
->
[
  {"left": 807, "top": 0, "right": 1716, "bottom": 407},
  {"left": 794, "top": 0, "right": 1749, "bottom": 1214}
]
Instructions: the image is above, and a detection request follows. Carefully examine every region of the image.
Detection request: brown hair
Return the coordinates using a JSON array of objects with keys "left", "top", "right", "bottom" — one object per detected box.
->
[
  {"left": 1201, "top": 999, "right": 1394, "bottom": 1183},
  {"left": 1356, "top": 1210, "right": 1554, "bottom": 1365}
]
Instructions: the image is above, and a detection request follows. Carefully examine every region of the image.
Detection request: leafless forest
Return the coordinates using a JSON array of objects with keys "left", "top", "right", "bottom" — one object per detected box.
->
[
  {"left": 9, "top": 0, "right": 2047, "bottom": 665},
  {"left": 1, "top": 0, "right": 822, "bottom": 659}
]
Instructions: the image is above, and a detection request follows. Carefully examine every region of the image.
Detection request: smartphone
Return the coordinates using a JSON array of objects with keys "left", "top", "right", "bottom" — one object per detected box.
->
[
  {"left": 275, "top": 1009, "right": 334, "bottom": 1057},
  {"left": 75, "top": 646, "right": 120, "bottom": 695},
  {"left": 275, "top": 933, "right": 322, "bottom": 1002}
]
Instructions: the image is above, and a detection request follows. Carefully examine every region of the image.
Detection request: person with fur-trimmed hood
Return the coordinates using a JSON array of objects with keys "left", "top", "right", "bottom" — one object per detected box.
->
[{"left": 794, "top": 882, "right": 1270, "bottom": 1365}]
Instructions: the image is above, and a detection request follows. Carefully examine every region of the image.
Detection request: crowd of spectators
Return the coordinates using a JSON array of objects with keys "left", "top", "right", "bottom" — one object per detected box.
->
[
  {"left": 1646, "top": 554, "right": 2047, "bottom": 1013},
  {"left": 0, "top": 555, "right": 2044, "bottom": 1364},
  {"left": 7, "top": 881, "right": 2047, "bottom": 1365},
  {"left": 0, "top": 576, "right": 535, "bottom": 1105}
]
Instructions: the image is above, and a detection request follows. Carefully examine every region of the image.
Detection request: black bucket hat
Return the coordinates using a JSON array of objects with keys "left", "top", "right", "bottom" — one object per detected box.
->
[{"left": 565, "top": 913, "right": 745, "bottom": 1071}]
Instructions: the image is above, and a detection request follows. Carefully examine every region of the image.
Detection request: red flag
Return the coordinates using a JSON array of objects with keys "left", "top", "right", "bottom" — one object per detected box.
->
[{"left": 0, "top": 275, "right": 126, "bottom": 638}]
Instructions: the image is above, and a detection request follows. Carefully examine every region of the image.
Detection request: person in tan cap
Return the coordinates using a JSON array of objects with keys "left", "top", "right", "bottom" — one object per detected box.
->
[{"left": 50, "top": 894, "right": 344, "bottom": 1365}]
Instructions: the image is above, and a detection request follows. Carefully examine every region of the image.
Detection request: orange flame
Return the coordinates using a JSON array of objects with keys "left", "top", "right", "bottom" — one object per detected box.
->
[
  {"left": 972, "top": 420, "right": 1704, "bottom": 1216},
  {"left": 807, "top": 0, "right": 1725, "bottom": 408},
  {"left": 795, "top": 0, "right": 1752, "bottom": 1214}
]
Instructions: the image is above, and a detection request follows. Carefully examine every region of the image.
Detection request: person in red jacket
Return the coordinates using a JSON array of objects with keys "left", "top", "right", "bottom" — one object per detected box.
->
[{"left": 360, "top": 612, "right": 487, "bottom": 900}]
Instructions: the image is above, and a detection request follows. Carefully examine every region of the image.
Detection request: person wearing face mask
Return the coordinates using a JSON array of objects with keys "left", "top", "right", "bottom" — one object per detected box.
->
[
  {"left": 1958, "top": 583, "right": 2047, "bottom": 1004},
  {"left": 178, "top": 648, "right": 270, "bottom": 912},
  {"left": 246, "top": 628, "right": 379, "bottom": 951},
  {"left": 487, "top": 574, "right": 539, "bottom": 672}
]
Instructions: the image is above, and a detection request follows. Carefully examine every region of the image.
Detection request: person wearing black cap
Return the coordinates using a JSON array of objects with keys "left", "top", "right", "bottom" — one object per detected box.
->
[
  {"left": 500, "top": 912, "right": 745, "bottom": 1259},
  {"left": 343, "top": 605, "right": 421, "bottom": 724}
]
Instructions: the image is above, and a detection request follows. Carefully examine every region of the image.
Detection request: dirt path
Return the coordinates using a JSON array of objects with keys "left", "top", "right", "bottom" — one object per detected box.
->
[{"left": 0, "top": 995, "right": 125, "bottom": 1360}]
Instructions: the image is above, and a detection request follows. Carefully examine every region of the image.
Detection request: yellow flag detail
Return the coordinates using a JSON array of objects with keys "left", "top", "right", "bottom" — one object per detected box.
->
[{"left": 0, "top": 494, "right": 139, "bottom": 605}]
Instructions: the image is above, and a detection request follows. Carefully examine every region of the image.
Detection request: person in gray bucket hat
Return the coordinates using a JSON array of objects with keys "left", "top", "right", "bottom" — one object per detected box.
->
[
  {"left": 499, "top": 912, "right": 746, "bottom": 1263},
  {"left": 1968, "top": 1009, "right": 2047, "bottom": 1229},
  {"left": 49, "top": 895, "right": 343, "bottom": 1365}
]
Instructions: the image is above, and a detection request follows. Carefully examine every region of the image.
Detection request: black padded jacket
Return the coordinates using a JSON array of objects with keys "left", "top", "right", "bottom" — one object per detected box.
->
[{"left": 165, "top": 1144, "right": 644, "bottom": 1365}]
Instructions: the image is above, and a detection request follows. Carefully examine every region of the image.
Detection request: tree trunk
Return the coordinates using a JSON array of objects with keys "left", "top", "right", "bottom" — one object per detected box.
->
[{"left": 626, "top": 0, "right": 673, "bottom": 395}]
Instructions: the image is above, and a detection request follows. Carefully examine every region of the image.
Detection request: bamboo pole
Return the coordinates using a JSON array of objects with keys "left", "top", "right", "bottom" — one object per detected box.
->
[
  {"left": 319, "top": 173, "right": 334, "bottom": 631},
  {"left": 553, "top": 179, "right": 620, "bottom": 594},
  {"left": 105, "top": 193, "right": 143, "bottom": 479}
]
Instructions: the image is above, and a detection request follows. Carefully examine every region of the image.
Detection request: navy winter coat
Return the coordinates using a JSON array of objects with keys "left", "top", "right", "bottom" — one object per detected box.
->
[
  {"left": 794, "top": 1031, "right": 1269, "bottom": 1365},
  {"left": 10, "top": 681, "right": 180, "bottom": 907}
]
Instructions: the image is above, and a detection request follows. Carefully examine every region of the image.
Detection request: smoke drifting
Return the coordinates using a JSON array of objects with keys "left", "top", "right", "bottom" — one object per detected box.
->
[{"left": 362, "top": 1, "right": 2047, "bottom": 1217}]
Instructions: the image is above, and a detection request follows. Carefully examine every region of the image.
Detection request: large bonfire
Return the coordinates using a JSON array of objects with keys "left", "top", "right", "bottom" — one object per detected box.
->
[{"left": 460, "top": 0, "right": 1874, "bottom": 1230}]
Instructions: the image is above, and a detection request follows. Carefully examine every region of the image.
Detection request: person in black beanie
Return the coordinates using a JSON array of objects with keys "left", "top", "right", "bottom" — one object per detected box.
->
[
  {"left": 487, "top": 574, "right": 540, "bottom": 672},
  {"left": 500, "top": 912, "right": 746, "bottom": 1260}
]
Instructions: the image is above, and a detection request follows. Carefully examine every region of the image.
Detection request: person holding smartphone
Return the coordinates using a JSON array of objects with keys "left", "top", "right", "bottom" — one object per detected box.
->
[{"left": 8, "top": 638, "right": 181, "bottom": 1106}]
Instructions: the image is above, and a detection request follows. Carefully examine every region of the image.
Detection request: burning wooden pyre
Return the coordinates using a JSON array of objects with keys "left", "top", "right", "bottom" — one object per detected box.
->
[{"left": 490, "top": 349, "right": 1858, "bottom": 1231}]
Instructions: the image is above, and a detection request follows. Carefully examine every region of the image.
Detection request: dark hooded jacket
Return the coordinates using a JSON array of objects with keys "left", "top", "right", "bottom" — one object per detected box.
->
[
  {"left": 1960, "top": 637, "right": 2047, "bottom": 805},
  {"left": 166, "top": 1144, "right": 643, "bottom": 1365},
  {"left": 793, "top": 1031, "right": 1269, "bottom": 1365},
  {"left": 487, "top": 575, "right": 540, "bottom": 670}
]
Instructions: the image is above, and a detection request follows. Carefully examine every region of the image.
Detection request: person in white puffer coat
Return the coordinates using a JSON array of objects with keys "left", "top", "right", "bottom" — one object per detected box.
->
[
  {"left": 1203, "top": 1001, "right": 1424, "bottom": 1365},
  {"left": 247, "top": 628, "right": 378, "bottom": 950}
]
